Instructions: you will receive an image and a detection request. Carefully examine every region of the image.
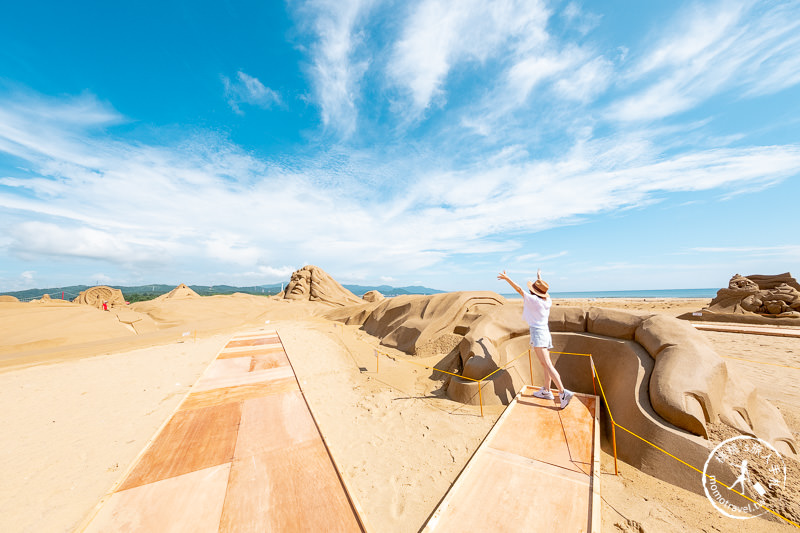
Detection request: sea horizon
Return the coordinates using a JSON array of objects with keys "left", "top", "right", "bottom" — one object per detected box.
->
[{"left": 503, "top": 288, "right": 718, "bottom": 299}]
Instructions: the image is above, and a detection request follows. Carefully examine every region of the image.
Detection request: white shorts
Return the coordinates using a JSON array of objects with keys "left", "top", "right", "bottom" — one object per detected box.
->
[{"left": 529, "top": 326, "right": 553, "bottom": 349}]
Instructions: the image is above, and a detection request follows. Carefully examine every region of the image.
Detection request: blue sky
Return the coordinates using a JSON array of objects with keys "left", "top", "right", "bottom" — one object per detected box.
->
[{"left": 1, "top": 0, "right": 799, "bottom": 292}]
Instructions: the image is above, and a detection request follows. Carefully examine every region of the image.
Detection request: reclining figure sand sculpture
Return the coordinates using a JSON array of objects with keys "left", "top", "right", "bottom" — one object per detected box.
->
[
  {"left": 326, "top": 288, "right": 796, "bottom": 490},
  {"left": 681, "top": 272, "right": 800, "bottom": 325}
]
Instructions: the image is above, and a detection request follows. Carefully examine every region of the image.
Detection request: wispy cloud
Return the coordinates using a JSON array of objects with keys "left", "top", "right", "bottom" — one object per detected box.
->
[
  {"left": 2, "top": 90, "right": 799, "bottom": 287},
  {"left": 387, "top": 0, "right": 551, "bottom": 117},
  {"left": 294, "top": 0, "right": 374, "bottom": 138},
  {"left": 610, "top": 0, "right": 800, "bottom": 121},
  {"left": 690, "top": 245, "right": 800, "bottom": 257},
  {"left": 222, "top": 71, "right": 282, "bottom": 114}
]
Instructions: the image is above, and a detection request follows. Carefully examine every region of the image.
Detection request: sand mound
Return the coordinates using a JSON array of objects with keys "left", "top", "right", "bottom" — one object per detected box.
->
[
  {"left": 0, "top": 295, "right": 19, "bottom": 303},
  {"left": 281, "top": 265, "right": 361, "bottom": 306},
  {"left": 0, "top": 301, "right": 135, "bottom": 357}
]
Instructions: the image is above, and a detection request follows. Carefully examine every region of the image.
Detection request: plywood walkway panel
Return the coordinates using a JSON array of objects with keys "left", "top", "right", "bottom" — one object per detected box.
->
[
  {"left": 81, "top": 329, "right": 366, "bottom": 533},
  {"left": 691, "top": 322, "right": 800, "bottom": 338},
  {"left": 423, "top": 386, "right": 600, "bottom": 533}
]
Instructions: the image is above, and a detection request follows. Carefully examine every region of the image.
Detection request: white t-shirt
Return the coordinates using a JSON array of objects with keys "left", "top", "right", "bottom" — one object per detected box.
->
[{"left": 522, "top": 292, "right": 551, "bottom": 328}]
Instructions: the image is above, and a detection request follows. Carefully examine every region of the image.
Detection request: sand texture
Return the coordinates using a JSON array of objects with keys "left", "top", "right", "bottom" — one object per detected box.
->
[{"left": 0, "top": 293, "right": 798, "bottom": 532}]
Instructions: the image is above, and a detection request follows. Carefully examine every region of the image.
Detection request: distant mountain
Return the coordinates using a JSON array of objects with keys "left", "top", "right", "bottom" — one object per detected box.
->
[
  {"left": 342, "top": 284, "right": 444, "bottom": 296},
  {"left": 2, "top": 282, "right": 443, "bottom": 301}
]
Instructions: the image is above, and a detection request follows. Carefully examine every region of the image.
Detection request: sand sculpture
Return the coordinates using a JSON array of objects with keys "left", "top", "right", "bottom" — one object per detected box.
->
[
  {"left": 681, "top": 272, "right": 800, "bottom": 325},
  {"left": 281, "top": 265, "right": 362, "bottom": 306},
  {"left": 327, "top": 289, "right": 796, "bottom": 489},
  {"left": 73, "top": 286, "right": 127, "bottom": 310},
  {"left": 153, "top": 283, "right": 200, "bottom": 301},
  {"left": 362, "top": 290, "right": 384, "bottom": 302}
]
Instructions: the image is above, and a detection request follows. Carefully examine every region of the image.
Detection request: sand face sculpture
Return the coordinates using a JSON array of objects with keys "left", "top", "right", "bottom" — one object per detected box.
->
[
  {"left": 326, "top": 288, "right": 796, "bottom": 489},
  {"left": 682, "top": 273, "right": 800, "bottom": 325},
  {"left": 73, "top": 286, "right": 126, "bottom": 309},
  {"left": 281, "top": 265, "right": 362, "bottom": 306}
]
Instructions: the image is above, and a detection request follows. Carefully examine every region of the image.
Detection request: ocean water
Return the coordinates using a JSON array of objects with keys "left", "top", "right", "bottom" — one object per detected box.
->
[
  {"left": 503, "top": 288, "right": 718, "bottom": 299},
  {"left": 551, "top": 288, "right": 718, "bottom": 299}
]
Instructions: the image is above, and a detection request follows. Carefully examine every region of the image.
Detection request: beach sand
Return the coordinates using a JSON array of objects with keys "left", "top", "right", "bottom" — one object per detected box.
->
[{"left": 0, "top": 296, "right": 798, "bottom": 532}]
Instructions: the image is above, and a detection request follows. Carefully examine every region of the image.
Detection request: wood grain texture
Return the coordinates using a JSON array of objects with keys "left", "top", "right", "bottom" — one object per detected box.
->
[
  {"left": 201, "top": 357, "right": 252, "bottom": 381},
  {"left": 216, "top": 345, "right": 287, "bottom": 359},
  {"left": 249, "top": 350, "right": 290, "bottom": 371},
  {"left": 234, "top": 391, "right": 318, "bottom": 458},
  {"left": 424, "top": 389, "right": 599, "bottom": 532},
  {"left": 426, "top": 448, "right": 590, "bottom": 532},
  {"left": 192, "top": 365, "right": 294, "bottom": 392},
  {"left": 118, "top": 402, "right": 241, "bottom": 491},
  {"left": 178, "top": 378, "right": 299, "bottom": 411},
  {"left": 225, "top": 337, "right": 282, "bottom": 348},
  {"left": 219, "top": 440, "right": 362, "bottom": 532},
  {"left": 85, "top": 463, "right": 231, "bottom": 533},
  {"left": 488, "top": 393, "right": 594, "bottom": 475}
]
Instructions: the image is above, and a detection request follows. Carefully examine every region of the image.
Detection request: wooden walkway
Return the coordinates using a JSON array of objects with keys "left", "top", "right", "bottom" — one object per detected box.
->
[
  {"left": 692, "top": 322, "right": 800, "bottom": 338},
  {"left": 423, "top": 386, "right": 601, "bottom": 532},
  {"left": 79, "top": 329, "right": 366, "bottom": 532}
]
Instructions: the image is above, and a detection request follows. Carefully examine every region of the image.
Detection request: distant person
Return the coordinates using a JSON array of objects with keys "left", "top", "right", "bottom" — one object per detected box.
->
[
  {"left": 498, "top": 269, "right": 573, "bottom": 409},
  {"left": 102, "top": 301, "right": 108, "bottom": 311}
]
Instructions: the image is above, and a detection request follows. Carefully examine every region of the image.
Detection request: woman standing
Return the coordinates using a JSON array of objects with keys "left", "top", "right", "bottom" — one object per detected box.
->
[{"left": 498, "top": 269, "right": 573, "bottom": 409}]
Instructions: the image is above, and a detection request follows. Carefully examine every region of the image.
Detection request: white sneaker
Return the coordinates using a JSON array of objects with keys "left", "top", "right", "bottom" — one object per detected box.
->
[
  {"left": 560, "top": 389, "right": 574, "bottom": 409},
  {"left": 533, "top": 387, "right": 554, "bottom": 400}
]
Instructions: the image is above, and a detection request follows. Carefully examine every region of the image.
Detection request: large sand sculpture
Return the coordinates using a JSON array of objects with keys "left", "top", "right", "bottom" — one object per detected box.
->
[
  {"left": 73, "top": 286, "right": 127, "bottom": 309},
  {"left": 281, "top": 265, "right": 362, "bottom": 306},
  {"left": 326, "top": 288, "right": 796, "bottom": 489},
  {"left": 680, "top": 272, "right": 800, "bottom": 325}
]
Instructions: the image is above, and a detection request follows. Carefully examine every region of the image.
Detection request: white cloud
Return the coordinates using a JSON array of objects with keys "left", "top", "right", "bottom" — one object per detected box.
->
[
  {"left": 388, "top": 0, "right": 550, "bottom": 115},
  {"left": 295, "top": 0, "right": 374, "bottom": 137},
  {"left": 690, "top": 245, "right": 800, "bottom": 257},
  {"left": 222, "top": 71, "right": 282, "bottom": 114},
  {"left": 610, "top": 1, "right": 800, "bottom": 122}
]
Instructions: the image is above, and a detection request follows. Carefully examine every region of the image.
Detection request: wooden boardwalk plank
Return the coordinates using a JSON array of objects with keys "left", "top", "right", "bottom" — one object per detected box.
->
[
  {"left": 234, "top": 391, "right": 318, "bottom": 458},
  {"left": 178, "top": 378, "right": 299, "bottom": 411},
  {"left": 217, "top": 345, "right": 287, "bottom": 359},
  {"left": 424, "top": 387, "right": 600, "bottom": 532},
  {"left": 225, "top": 337, "right": 282, "bottom": 348},
  {"left": 81, "top": 329, "right": 366, "bottom": 533},
  {"left": 192, "top": 365, "right": 294, "bottom": 392},
  {"left": 219, "top": 440, "right": 362, "bottom": 532},
  {"left": 84, "top": 464, "right": 231, "bottom": 533},
  {"left": 201, "top": 357, "right": 252, "bottom": 380},
  {"left": 118, "top": 402, "right": 241, "bottom": 491},
  {"left": 249, "top": 350, "right": 291, "bottom": 371}
]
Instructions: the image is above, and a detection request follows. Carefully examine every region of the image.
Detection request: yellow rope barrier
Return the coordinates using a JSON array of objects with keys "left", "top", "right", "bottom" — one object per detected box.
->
[
  {"left": 614, "top": 422, "right": 799, "bottom": 528},
  {"left": 591, "top": 355, "right": 799, "bottom": 528}
]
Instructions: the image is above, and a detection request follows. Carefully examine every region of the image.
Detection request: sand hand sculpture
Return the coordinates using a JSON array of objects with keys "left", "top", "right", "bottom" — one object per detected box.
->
[
  {"left": 282, "top": 265, "right": 362, "bottom": 306},
  {"left": 327, "top": 285, "right": 795, "bottom": 489}
]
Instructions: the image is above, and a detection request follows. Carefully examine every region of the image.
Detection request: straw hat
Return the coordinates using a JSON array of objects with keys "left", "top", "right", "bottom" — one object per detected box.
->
[{"left": 527, "top": 278, "right": 549, "bottom": 298}]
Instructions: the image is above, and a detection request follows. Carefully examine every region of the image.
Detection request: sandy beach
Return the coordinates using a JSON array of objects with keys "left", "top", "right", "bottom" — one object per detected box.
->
[{"left": 1, "top": 295, "right": 798, "bottom": 532}]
